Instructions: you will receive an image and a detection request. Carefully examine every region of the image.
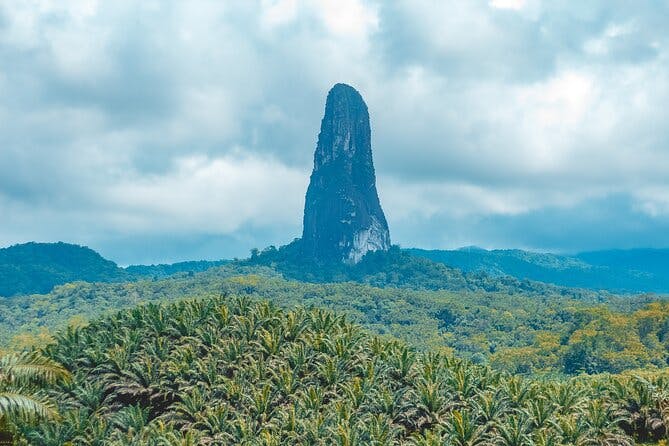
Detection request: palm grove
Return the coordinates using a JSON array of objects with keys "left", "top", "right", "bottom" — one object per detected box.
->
[{"left": 8, "top": 296, "right": 669, "bottom": 445}]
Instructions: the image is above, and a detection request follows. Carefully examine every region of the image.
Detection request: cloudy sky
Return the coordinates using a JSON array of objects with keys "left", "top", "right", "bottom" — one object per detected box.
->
[{"left": 1, "top": 0, "right": 669, "bottom": 264}]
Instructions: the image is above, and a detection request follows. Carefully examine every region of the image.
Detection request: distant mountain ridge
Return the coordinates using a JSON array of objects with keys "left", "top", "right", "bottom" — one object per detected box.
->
[
  {"left": 3, "top": 241, "right": 669, "bottom": 298},
  {"left": 0, "top": 242, "right": 228, "bottom": 297},
  {"left": 125, "top": 259, "right": 229, "bottom": 279},
  {"left": 407, "top": 247, "right": 669, "bottom": 294},
  {"left": 0, "top": 242, "right": 126, "bottom": 296}
]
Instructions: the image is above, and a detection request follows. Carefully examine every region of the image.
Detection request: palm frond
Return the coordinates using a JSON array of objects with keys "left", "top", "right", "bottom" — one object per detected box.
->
[
  {"left": 0, "top": 352, "right": 71, "bottom": 385},
  {"left": 0, "top": 392, "right": 57, "bottom": 421}
]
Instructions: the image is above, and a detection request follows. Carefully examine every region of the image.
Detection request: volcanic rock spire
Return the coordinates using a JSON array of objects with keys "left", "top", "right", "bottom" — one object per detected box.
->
[{"left": 301, "top": 83, "right": 391, "bottom": 264}]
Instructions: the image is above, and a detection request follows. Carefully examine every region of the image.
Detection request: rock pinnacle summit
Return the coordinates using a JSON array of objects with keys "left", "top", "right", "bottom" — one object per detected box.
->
[{"left": 301, "top": 83, "right": 391, "bottom": 264}]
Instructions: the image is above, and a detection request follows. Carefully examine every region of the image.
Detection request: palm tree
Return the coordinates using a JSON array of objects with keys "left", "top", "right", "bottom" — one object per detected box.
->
[
  {"left": 444, "top": 409, "right": 489, "bottom": 446},
  {"left": 0, "top": 351, "right": 71, "bottom": 443}
]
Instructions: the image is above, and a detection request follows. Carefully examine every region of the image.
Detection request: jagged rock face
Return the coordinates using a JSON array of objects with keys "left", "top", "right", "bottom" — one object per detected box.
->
[{"left": 302, "top": 83, "right": 391, "bottom": 264}]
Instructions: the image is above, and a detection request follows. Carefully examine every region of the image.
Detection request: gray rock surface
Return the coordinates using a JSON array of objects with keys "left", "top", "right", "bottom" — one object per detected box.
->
[{"left": 301, "top": 83, "right": 391, "bottom": 264}]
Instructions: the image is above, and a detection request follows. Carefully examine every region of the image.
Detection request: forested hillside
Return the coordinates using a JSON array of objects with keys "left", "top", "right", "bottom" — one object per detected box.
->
[
  {"left": 0, "top": 242, "right": 127, "bottom": 296},
  {"left": 245, "top": 244, "right": 609, "bottom": 300},
  {"left": 125, "top": 259, "right": 229, "bottom": 279},
  {"left": 0, "top": 242, "right": 229, "bottom": 297},
  {"left": 2, "top": 263, "right": 668, "bottom": 376},
  {"left": 14, "top": 296, "right": 669, "bottom": 445},
  {"left": 578, "top": 248, "right": 669, "bottom": 278},
  {"left": 4, "top": 241, "right": 666, "bottom": 300}
]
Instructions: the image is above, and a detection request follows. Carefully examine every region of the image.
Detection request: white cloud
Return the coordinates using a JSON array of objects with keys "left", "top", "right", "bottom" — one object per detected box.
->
[
  {"left": 489, "top": 0, "right": 525, "bottom": 11},
  {"left": 316, "top": 0, "right": 379, "bottom": 38},
  {"left": 634, "top": 187, "right": 669, "bottom": 217},
  {"left": 261, "top": 0, "right": 299, "bottom": 29},
  {"left": 106, "top": 153, "right": 308, "bottom": 234},
  {"left": 0, "top": 152, "right": 308, "bottom": 253},
  {"left": 1, "top": 0, "right": 669, "bottom": 260}
]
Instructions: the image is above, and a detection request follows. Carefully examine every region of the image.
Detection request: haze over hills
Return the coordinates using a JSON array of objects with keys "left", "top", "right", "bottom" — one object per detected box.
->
[{"left": 408, "top": 247, "right": 669, "bottom": 294}]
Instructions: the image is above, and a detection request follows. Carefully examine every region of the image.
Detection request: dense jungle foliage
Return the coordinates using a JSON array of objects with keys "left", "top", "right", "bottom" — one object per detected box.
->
[
  {"left": 10, "top": 296, "right": 669, "bottom": 445},
  {"left": 1, "top": 263, "right": 668, "bottom": 376}
]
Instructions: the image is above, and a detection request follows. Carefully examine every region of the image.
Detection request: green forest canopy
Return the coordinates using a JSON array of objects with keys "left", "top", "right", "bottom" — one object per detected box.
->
[{"left": 1, "top": 262, "right": 668, "bottom": 376}]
